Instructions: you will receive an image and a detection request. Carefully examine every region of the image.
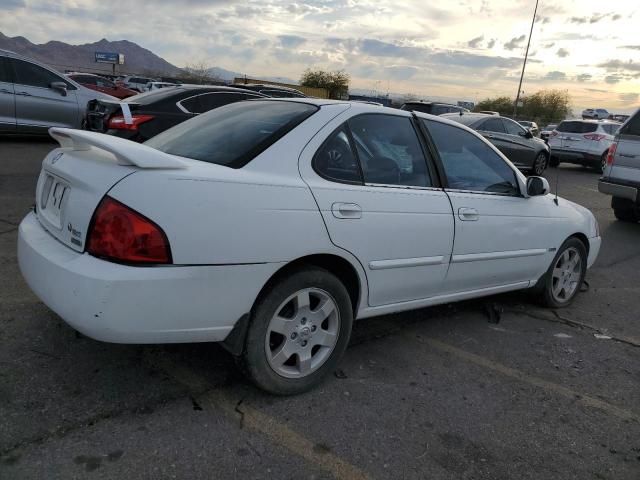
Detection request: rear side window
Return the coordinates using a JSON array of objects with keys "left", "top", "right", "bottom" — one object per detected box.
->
[
  {"left": 502, "top": 118, "right": 526, "bottom": 136},
  {"left": 10, "top": 59, "right": 73, "bottom": 89},
  {"left": 313, "top": 125, "right": 362, "bottom": 184},
  {"left": 0, "top": 57, "right": 11, "bottom": 83},
  {"left": 557, "top": 121, "right": 597, "bottom": 134},
  {"left": 621, "top": 112, "right": 640, "bottom": 136},
  {"left": 480, "top": 118, "right": 506, "bottom": 133},
  {"left": 146, "top": 101, "right": 317, "bottom": 168},
  {"left": 601, "top": 124, "right": 620, "bottom": 135}
]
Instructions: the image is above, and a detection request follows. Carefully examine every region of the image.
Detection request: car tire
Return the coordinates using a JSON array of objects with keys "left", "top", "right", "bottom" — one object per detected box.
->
[
  {"left": 532, "top": 152, "right": 548, "bottom": 176},
  {"left": 612, "top": 197, "right": 639, "bottom": 222},
  {"left": 534, "top": 237, "right": 587, "bottom": 308},
  {"left": 549, "top": 156, "right": 560, "bottom": 167},
  {"left": 240, "top": 267, "right": 353, "bottom": 395}
]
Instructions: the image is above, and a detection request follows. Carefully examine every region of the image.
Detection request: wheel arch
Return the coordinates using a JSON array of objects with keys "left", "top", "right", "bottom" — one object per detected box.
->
[{"left": 568, "top": 232, "right": 589, "bottom": 256}]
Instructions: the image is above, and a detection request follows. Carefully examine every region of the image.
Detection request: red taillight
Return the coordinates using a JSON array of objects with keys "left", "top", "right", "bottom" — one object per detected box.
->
[
  {"left": 107, "top": 114, "right": 154, "bottom": 131},
  {"left": 606, "top": 142, "right": 618, "bottom": 166},
  {"left": 86, "top": 197, "right": 171, "bottom": 264},
  {"left": 584, "top": 134, "right": 606, "bottom": 141}
]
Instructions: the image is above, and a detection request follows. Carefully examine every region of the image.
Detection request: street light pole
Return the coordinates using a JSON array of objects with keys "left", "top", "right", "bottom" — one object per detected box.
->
[{"left": 513, "top": 0, "right": 539, "bottom": 119}]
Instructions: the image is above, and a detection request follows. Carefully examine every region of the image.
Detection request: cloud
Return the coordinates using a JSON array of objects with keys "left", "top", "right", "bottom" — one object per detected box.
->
[
  {"left": 618, "top": 45, "right": 640, "bottom": 50},
  {"left": 556, "top": 48, "right": 569, "bottom": 58},
  {"left": 467, "top": 35, "right": 484, "bottom": 48},
  {"left": 569, "top": 13, "right": 624, "bottom": 24},
  {"left": 611, "top": 14, "right": 622, "bottom": 21},
  {"left": 598, "top": 59, "right": 640, "bottom": 72},
  {"left": 504, "top": 35, "right": 526, "bottom": 50},
  {"left": 4, "top": 0, "right": 25, "bottom": 7},
  {"left": 278, "top": 35, "right": 306, "bottom": 48},
  {"left": 384, "top": 65, "right": 420, "bottom": 80},
  {"left": 568, "top": 16, "right": 587, "bottom": 24},
  {"left": 545, "top": 71, "right": 566, "bottom": 81},
  {"left": 544, "top": 42, "right": 555, "bottom": 48},
  {"left": 605, "top": 74, "right": 623, "bottom": 84},
  {"left": 619, "top": 92, "right": 639, "bottom": 103},
  {"left": 576, "top": 73, "right": 592, "bottom": 82},
  {"left": 535, "top": 15, "right": 550, "bottom": 24},
  {"left": 487, "top": 38, "right": 496, "bottom": 48}
]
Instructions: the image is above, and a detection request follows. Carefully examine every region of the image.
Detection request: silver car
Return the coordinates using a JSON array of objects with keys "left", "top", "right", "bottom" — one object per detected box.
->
[
  {"left": 598, "top": 109, "right": 640, "bottom": 222},
  {"left": 0, "top": 49, "right": 117, "bottom": 134}
]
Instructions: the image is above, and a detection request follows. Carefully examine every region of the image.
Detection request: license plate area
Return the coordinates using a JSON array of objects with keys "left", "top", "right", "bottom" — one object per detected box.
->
[{"left": 39, "top": 174, "right": 69, "bottom": 229}]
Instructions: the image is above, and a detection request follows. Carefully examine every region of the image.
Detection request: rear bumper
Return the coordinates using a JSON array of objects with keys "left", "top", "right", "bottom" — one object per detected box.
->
[
  {"left": 18, "top": 212, "right": 281, "bottom": 344},
  {"left": 550, "top": 148, "right": 601, "bottom": 164},
  {"left": 598, "top": 180, "right": 638, "bottom": 202}
]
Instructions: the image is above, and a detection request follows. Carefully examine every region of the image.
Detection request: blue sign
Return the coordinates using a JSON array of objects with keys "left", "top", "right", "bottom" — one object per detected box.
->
[{"left": 95, "top": 52, "right": 124, "bottom": 64}]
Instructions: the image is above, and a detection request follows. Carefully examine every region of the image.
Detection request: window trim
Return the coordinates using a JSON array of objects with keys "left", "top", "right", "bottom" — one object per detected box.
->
[
  {"left": 419, "top": 117, "right": 523, "bottom": 197},
  {"left": 311, "top": 123, "right": 364, "bottom": 186},
  {"left": 9, "top": 58, "right": 77, "bottom": 91}
]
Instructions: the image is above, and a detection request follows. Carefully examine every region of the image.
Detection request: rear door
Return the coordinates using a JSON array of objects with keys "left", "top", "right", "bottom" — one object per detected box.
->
[
  {"left": 477, "top": 117, "right": 510, "bottom": 156},
  {"left": 300, "top": 111, "right": 454, "bottom": 307},
  {"left": 0, "top": 56, "right": 16, "bottom": 132},
  {"left": 500, "top": 118, "right": 537, "bottom": 167},
  {"left": 9, "top": 58, "right": 80, "bottom": 132}
]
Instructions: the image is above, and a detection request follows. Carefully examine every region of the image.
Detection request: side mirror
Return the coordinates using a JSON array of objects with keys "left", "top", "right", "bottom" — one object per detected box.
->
[
  {"left": 50, "top": 81, "right": 67, "bottom": 97},
  {"left": 526, "top": 176, "right": 550, "bottom": 196},
  {"left": 520, "top": 129, "right": 533, "bottom": 139}
]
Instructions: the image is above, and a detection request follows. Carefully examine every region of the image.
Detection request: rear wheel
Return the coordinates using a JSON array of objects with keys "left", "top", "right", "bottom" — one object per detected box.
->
[
  {"left": 532, "top": 152, "right": 548, "bottom": 176},
  {"left": 241, "top": 267, "right": 353, "bottom": 395},
  {"left": 612, "top": 197, "right": 639, "bottom": 222},
  {"left": 534, "top": 238, "right": 587, "bottom": 308}
]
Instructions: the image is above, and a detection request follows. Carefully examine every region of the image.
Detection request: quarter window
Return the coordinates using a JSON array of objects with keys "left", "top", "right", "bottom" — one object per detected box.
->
[
  {"left": 348, "top": 114, "right": 432, "bottom": 187},
  {"left": 423, "top": 119, "right": 520, "bottom": 195},
  {"left": 313, "top": 125, "right": 362, "bottom": 184}
]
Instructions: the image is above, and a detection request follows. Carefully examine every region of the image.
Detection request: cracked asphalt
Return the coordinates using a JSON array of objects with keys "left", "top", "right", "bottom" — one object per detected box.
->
[{"left": 1, "top": 137, "right": 638, "bottom": 480}]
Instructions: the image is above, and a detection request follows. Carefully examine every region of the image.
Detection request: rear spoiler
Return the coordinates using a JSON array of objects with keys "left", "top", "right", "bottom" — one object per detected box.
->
[{"left": 48, "top": 127, "right": 187, "bottom": 169}]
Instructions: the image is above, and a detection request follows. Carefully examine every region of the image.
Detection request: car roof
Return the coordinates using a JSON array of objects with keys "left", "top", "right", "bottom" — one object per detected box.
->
[
  {"left": 561, "top": 118, "right": 621, "bottom": 124},
  {"left": 402, "top": 100, "right": 459, "bottom": 106},
  {"left": 236, "top": 83, "right": 302, "bottom": 92}
]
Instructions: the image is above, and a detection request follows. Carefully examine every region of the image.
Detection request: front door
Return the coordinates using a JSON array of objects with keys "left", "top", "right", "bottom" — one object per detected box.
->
[
  {"left": 421, "top": 118, "right": 555, "bottom": 294},
  {"left": 300, "top": 111, "right": 455, "bottom": 307},
  {"left": 499, "top": 118, "right": 538, "bottom": 168},
  {"left": 9, "top": 58, "right": 80, "bottom": 133},
  {"left": 0, "top": 56, "right": 16, "bottom": 132}
]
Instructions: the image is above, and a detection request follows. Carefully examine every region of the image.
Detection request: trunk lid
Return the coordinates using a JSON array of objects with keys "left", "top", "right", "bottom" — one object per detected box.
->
[{"left": 36, "top": 128, "right": 186, "bottom": 252}]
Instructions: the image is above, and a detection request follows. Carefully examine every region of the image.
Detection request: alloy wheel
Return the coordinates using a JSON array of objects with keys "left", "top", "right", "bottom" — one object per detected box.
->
[
  {"left": 265, "top": 288, "right": 340, "bottom": 378},
  {"left": 551, "top": 247, "right": 582, "bottom": 303},
  {"left": 534, "top": 153, "right": 547, "bottom": 176}
]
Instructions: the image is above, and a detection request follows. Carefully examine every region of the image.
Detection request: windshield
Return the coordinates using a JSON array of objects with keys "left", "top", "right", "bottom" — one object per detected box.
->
[{"left": 145, "top": 100, "right": 318, "bottom": 168}]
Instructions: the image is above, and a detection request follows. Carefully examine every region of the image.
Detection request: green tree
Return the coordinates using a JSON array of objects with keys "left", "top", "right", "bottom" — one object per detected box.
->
[
  {"left": 474, "top": 89, "right": 571, "bottom": 125},
  {"left": 300, "top": 69, "right": 350, "bottom": 99}
]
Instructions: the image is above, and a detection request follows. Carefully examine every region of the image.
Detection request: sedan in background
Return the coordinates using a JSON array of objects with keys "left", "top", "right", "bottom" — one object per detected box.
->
[
  {"left": 233, "top": 83, "right": 307, "bottom": 98},
  {"left": 518, "top": 120, "right": 539, "bottom": 137},
  {"left": 0, "top": 49, "right": 117, "bottom": 134},
  {"left": 548, "top": 119, "right": 621, "bottom": 172},
  {"left": 18, "top": 99, "right": 600, "bottom": 395},
  {"left": 66, "top": 73, "right": 138, "bottom": 99},
  {"left": 400, "top": 101, "right": 468, "bottom": 115},
  {"left": 442, "top": 113, "right": 550, "bottom": 175},
  {"left": 85, "top": 85, "right": 267, "bottom": 142},
  {"left": 121, "top": 75, "right": 157, "bottom": 92},
  {"left": 582, "top": 108, "right": 609, "bottom": 120},
  {"left": 540, "top": 124, "right": 557, "bottom": 142}
]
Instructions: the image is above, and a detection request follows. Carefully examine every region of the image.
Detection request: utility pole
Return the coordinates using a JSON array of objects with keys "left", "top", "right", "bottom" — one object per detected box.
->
[{"left": 513, "top": 0, "right": 539, "bottom": 119}]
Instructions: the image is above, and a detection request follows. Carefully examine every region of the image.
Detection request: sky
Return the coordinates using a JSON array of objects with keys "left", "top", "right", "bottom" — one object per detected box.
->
[{"left": 1, "top": 0, "right": 639, "bottom": 113}]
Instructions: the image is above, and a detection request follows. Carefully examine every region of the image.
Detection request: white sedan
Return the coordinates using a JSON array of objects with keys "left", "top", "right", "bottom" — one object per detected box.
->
[{"left": 18, "top": 99, "right": 601, "bottom": 394}]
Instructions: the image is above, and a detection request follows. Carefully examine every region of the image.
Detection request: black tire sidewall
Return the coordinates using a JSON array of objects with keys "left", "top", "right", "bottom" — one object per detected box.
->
[
  {"left": 534, "top": 152, "right": 547, "bottom": 175},
  {"left": 539, "top": 238, "right": 587, "bottom": 308},
  {"left": 242, "top": 267, "right": 353, "bottom": 395}
]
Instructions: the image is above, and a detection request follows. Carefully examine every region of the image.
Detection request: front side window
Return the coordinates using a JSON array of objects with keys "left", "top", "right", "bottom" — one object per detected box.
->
[
  {"left": 146, "top": 101, "right": 317, "bottom": 168},
  {"left": 11, "top": 59, "right": 67, "bottom": 89},
  {"left": 423, "top": 119, "right": 519, "bottom": 195},
  {"left": 502, "top": 118, "right": 526, "bottom": 136},
  {"left": 480, "top": 118, "right": 506, "bottom": 133},
  {"left": 313, "top": 125, "right": 362, "bottom": 184},
  {"left": 621, "top": 113, "right": 640, "bottom": 136},
  {"left": 348, "top": 114, "right": 432, "bottom": 187}
]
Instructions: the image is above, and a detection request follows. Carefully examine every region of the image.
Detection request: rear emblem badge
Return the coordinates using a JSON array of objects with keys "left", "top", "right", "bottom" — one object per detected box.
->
[{"left": 51, "top": 152, "right": 63, "bottom": 164}]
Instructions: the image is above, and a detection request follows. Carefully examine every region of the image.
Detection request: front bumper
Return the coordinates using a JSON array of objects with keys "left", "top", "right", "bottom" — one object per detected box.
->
[
  {"left": 18, "top": 212, "right": 281, "bottom": 344},
  {"left": 587, "top": 236, "right": 601, "bottom": 269},
  {"left": 598, "top": 180, "right": 638, "bottom": 202}
]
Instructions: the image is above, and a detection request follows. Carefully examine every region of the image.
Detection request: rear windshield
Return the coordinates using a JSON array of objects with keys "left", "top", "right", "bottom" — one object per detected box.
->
[
  {"left": 441, "top": 114, "right": 481, "bottom": 126},
  {"left": 620, "top": 110, "right": 640, "bottom": 136},
  {"left": 557, "top": 121, "right": 597, "bottom": 133},
  {"left": 145, "top": 101, "right": 318, "bottom": 168}
]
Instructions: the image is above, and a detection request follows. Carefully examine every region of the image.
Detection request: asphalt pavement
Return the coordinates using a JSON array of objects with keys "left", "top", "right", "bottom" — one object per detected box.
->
[{"left": 1, "top": 137, "right": 638, "bottom": 480}]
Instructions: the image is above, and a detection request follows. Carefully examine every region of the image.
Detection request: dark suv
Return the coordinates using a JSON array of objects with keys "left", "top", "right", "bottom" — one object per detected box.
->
[
  {"left": 400, "top": 101, "right": 468, "bottom": 115},
  {"left": 598, "top": 109, "right": 640, "bottom": 222}
]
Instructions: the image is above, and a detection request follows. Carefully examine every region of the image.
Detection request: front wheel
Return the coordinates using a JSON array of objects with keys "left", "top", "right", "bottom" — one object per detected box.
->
[
  {"left": 241, "top": 267, "right": 353, "bottom": 395},
  {"left": 534, "top": 238, "right": 587, "bottom": 308},
  {"left": 532, "top": 152, "right": 548, "bottom": 176}
]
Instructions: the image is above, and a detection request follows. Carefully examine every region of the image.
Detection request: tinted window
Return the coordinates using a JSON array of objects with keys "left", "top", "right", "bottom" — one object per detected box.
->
[
  {"left": 11, "top": 59, "right": 67, "bottom": 89},
  {"left": 557, "top": 121, "right": 598, "bottom": 133},
  {"left": 480, "top": 118, "right": 506, "bottom": 133},
  {"left": 621, "top": 111, "right": 640, "bottom": 136},
  {"left": 313, "top": 125, "right": 362, "bottom": 184},
  {"left": 502, "top": 118, "right": 526, "bottom": 136},
  {"left": 402, "top": 103, "right": 431, "bottom": 114},
  {"left": 348, "top": 114, "right": 431, "bottom": 187},
  {"left": 146, "top": 101, "right": 317, "bottom": 168},
  {"left": 423, "top": 119, "right": 519, "bottom": 195},
  {"left": 72, "top": 75, "right": 94, "bottom": 85},
  {"left": 0, "top": 57, "right": 12, "bottom": 82}
]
